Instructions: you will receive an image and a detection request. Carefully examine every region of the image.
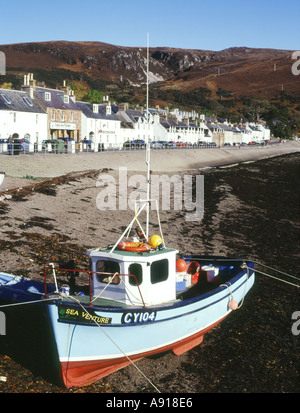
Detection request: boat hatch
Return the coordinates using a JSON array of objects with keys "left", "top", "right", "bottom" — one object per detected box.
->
[{"left": 87, "top": 247, "right": 178, "bottom": 306}]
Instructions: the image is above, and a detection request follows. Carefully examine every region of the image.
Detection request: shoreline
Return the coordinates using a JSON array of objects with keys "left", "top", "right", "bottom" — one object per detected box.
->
[{"left": 0, "top": 142, "right": 299, "bottom": 188}]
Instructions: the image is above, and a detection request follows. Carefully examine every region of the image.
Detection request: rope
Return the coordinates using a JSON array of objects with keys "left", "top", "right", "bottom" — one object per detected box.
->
[
  {"left": 67, "top": 294, "right": 161, "bottom": 393},
  {"left": 251, "top": 260, "right": 300, "bottom": 283},
  {"left": 90, "top": 272, "right": 119, "bottom": 303},
  {"left": 252, "top": 268, "right": 300, "bottom": 288},
  {"left": 220, "top": 265, "right": 250, "bottom": 310},
  {"left": 0, "top": 296, "right": 59, "bottom": 309}
]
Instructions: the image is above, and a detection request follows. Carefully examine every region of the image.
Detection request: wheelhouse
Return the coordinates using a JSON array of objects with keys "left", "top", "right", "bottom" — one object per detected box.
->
[{"left": 87, "top": 247, "right": 178, "bottom": 306}]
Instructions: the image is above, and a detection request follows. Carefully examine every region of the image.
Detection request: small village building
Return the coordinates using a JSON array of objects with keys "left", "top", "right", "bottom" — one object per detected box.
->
[
  {"left": 115, "top": 104, "right": 153, "bottom": 145},
  {"left": 76, "top": 98, "right": 121, "bottom": 150},
  {"left": 34, "top": 85, "right": 81, "bottom": 142},
  {"left": 150, "top": 110, "right": 210, "bottom": 144},
  {"left": 0, "top": 87, "right": 47, "bottom": 150},
  {"left": 22, "top": 75, "right": 81, "bottom": 144}
]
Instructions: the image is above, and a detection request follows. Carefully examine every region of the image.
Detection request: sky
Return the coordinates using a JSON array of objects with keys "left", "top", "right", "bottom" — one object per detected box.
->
[{"left": 0, "top": 0, "right": 299, "bottom": 51}]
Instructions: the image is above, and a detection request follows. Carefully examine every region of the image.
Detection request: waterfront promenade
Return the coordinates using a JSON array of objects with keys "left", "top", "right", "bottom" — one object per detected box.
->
[{"left": 1, "top": 141, "right": 299, "bottom": 184}]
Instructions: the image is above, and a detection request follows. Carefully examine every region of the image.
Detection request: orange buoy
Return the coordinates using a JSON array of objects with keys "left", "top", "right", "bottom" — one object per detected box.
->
[
  {"left": 229, "top": 298, "right": 238, "bottom": 310},
  {"left": 176, "top": 259, "right": 188, "bottom": 272}
]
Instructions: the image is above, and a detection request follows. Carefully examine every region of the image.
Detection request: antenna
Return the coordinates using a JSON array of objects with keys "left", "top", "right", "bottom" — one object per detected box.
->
[{"left": 146, "top": 32, "right": 150, "bottom": 239}]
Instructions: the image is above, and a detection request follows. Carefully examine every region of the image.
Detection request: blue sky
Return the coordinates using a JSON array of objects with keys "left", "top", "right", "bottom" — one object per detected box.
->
[{"left": 1, "top": 0, "right": 299, "bottom": 51}]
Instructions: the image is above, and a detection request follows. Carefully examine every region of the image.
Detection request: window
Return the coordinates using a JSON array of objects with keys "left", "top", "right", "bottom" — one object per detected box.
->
[
  {"left": 51, "top": 110, "right": 55, "bottom": 121},
  {"left": 96, "top": 260, "right": 120, "bottom": 285},
  {"left": 93, "top": 104, "right": 98, "bottom": 113},
  {"left": 64, "top": 95, "right": 69, "bottom": 104},
  {"left": 150, "top": 259, "right": 169, "bottom": 284},
  {"left": 23, "top": 96, "right": 33, "bottom": 107},
  {"left": 61, "top": 111, "right": 65, "bottom": 121},
  {"left": 45, "top": 92, "right": 51, "bottom": 101},
  {"left": 70, "top": 112, "right": 73, "bottom": 122},
  {"left": 1, "top": 94, "right": 11, "bottom": 105},
  {"left": 128, "top": 263, "right": 143, "bottom": 286}
]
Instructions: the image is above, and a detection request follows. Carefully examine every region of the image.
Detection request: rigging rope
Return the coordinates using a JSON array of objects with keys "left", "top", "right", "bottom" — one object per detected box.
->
[
  {"left": 0, "top": 296, "right": 59, "bottom": 308},
  {"left": 252, "top": 268, "right": 299, "bottom": 288}
]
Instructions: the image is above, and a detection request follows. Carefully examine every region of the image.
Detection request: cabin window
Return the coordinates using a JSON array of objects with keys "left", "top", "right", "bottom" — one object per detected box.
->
[
  {"left": 150, "top": 259, "right": 169, "bottom": 284},
  {"left": 128, "top": 263, "right": 143, "bottom": 286},
  {"left": 96, "top": 260, "right": 121, "bottom": 285}
]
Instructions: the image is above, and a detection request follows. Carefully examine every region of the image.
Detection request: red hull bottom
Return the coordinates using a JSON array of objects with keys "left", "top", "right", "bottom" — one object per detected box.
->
[{"left": 60, "top": 315, "right": 227, "bottom": 388}]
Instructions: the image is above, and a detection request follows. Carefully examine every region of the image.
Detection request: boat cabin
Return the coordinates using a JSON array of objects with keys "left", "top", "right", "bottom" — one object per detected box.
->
[{"left": 87, "top": 247, "right": 178, "bottom": 306}]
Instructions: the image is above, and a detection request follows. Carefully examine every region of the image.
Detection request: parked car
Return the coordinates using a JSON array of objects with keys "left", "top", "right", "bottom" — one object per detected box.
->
[
  {"left": 80, "top": 139, "right": 93, "bottom": 149},
  {"left": 150, "top": 141, "right": 162, "bottom": 148},
  {"left": 123, "top": 140, "right": 133, "bottom": 148},
  {"left": 208, "top": 142, "right": 217, "bottom": 147},
  {"left": 197, "top": 141, "right": 208, "bottom": 147},
  {"left": 61, "top": 137, "right": 74, "bottom": 148},
  {"left": 223, "top": 142, "right": 231, "bottom": 146},
  {"left": 131, "top": 139, "right": 146, "bottom": 148},
  {"left": 176, "top": 141, "right": 186, "bottom": 147},
  {"left": 158, "top": 141, "right": 172, "bottom": 148}
]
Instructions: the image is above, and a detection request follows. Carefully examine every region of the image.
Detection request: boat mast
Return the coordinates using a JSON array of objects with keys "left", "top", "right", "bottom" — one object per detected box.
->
[{"left": 146, "top": 32, "right": 150, "bottom": 240}]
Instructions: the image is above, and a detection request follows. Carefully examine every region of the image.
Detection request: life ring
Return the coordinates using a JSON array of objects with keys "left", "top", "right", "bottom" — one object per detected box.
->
[{"left": 117, "top": 241, "right": 151, "bottom": 253}]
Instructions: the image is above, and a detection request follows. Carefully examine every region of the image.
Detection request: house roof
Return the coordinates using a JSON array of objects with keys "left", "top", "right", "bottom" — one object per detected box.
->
[
  {"left": 115, "top": 108, "right": 146, "bottom": 124},
  {"left": 0, "top": 89, "right": 46, "bottom": 114},
  {"left": 76, "top": 101, "right": 120, "bottom": 121},
  {"left": 35, "top": 87, "right": 79, "bottom": 110}
]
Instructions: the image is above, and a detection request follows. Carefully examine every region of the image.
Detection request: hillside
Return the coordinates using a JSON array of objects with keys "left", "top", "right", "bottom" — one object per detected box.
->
[
  {"left": 1, "top": 41, "right": 298, "bottom": 98},
  {"left": 1, "top": 41, "right": 299, "bottom": 139}
]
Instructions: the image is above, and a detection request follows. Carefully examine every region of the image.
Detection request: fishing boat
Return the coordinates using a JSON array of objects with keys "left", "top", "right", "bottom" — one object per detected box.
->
[
  {"left": 0, "top": 42, "right": 255, "bottom": 390},
  {"left": 0, "top": 227, "right": 255, "bottom": 389}
]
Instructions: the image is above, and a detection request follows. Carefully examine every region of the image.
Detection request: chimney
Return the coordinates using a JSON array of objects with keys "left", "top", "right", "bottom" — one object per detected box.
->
[
  {"left": 102, "top": 95, "right": 110, "bottom": 106},
  {"left": 183, "top": 117, "right": 189, "bottom": 126},
  {"left": 22, "top": 73, "right": 36, "bottom": 99},
  {"left": 118, "top": 102, "right": 129, "bottom": 112}
]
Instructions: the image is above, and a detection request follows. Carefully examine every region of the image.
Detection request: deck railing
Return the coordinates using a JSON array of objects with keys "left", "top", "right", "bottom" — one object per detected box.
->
[{"left": 43, "top": 264, "right": 145, "bottom": 307}]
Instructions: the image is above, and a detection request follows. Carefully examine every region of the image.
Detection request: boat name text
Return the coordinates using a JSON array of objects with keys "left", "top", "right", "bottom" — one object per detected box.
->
[
  {"left": 58, "top": 306, "right": 112, "bottom": 324},
  {"left": 121, "top": 311, "right": 157, "bottom": 324}
]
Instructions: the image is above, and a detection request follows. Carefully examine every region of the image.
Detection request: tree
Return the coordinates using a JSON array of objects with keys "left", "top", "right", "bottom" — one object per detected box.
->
[
  {"left": 85, "top": 89, "right": 104, "bottom": 104},
  {"left": 68, "top": 81, "right": 90, "bottom": 101},
  {"left": 242, "top": 99, "right": 271, "bottom": 122}
]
